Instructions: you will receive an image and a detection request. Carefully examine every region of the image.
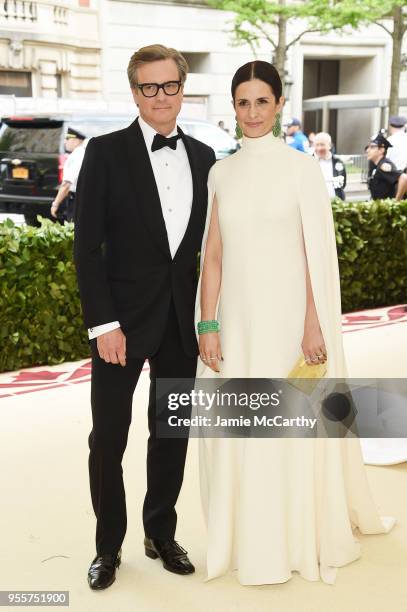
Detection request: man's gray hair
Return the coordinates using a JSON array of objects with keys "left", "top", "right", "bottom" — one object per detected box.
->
[{"left": 315, "top": 132, "right": 332, "bottom": 146}]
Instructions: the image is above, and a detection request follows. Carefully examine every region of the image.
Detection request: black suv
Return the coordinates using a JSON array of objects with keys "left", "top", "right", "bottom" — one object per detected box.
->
[
  {"left": 0, "top": 114, "right": 136, "bottom": 225},
  {"left": 0, "top": 113, "right": 238, "bottom": 225}
]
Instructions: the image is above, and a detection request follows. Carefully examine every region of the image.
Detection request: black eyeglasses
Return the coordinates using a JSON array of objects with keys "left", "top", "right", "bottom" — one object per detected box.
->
[{"left": 136, "top": 80, "right": 182, "bottom": 97}]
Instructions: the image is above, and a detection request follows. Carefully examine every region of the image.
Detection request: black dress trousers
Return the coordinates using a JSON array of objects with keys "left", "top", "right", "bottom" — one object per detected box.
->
[
  {"left": 66, "top": 192, "right": 76, "bottom": 222},
  {"left": 88, "top": 297, "right": 197, "bottom": 555}
]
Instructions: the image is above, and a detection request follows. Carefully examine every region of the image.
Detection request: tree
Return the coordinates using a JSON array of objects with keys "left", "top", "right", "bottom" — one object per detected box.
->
[
  {"left": 209, "top": 0, "right": 406, "bottom": 114},
  {"left": 388, "top": 3, "right": 406, "bottom": 115},
  {"left": 208, "top": 0, "right": 349, "bottom": 83},
  {"left": 357, "top": 1, "right": 406, "bottom": 116}
]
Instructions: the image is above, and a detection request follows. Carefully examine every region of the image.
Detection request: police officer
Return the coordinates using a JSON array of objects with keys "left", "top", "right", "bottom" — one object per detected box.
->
[
  {"left": 50, "top": 127, "right": 88, "bottom": 222},
  {"left": 365, "top": 132, "right": 407, "bottom": 200},
  {"left": 387, "top": 115, "right": 407, "bottom": 172}
]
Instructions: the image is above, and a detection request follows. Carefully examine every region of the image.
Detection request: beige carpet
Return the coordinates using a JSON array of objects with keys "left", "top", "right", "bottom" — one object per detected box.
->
[
  {"left": 1, "top": 304, "right": 406, "bottom": 611},
  {"left": 0, "top": 360, "right": 406, "bottom": 612}
]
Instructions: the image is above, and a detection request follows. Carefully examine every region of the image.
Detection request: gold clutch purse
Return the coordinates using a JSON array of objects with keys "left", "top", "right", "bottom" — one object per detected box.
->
[
  {"left": 287, "top": 356, "right": 327, "bottom": 394},
  {"left": 288, "top": 356, "right": 327, "bottom": 379}
]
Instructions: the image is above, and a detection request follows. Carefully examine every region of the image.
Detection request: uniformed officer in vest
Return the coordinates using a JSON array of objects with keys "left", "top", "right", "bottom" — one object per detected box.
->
[
  {"left": 365, "top": 132, "right": 407, "bottom": 201},
  {"left": 50, "top": 127, "right": 88, "bottom": 222},
  {"left": 313, "top": 132, "right": 347, "bottom": 200}
]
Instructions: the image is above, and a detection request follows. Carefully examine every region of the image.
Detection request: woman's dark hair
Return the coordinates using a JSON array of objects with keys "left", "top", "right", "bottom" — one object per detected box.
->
[{"left": 231, "top": 61, "right": 282, "bottom": 103}]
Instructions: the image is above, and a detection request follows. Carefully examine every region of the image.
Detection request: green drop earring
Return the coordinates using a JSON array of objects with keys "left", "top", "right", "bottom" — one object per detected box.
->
[
  {"left": 235, "top": 113, "right": 281, "bottom": 138},
  {"left": 272, "top": 112, "right": 281, "bottom": 137}
]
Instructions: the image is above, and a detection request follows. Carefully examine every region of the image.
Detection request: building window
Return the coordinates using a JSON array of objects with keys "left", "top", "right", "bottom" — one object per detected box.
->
[
  {"left": 0, "top": 71, "right": 32, "bottom": 96},
  {"left": 181, "top": 52, "right": 210, "bottom": 73},
  {"left": 56, "top": 74, "right": 63, "bottom": 97},
  {"left": 303, "top": 59, "right": 339, "bottom": 143}
]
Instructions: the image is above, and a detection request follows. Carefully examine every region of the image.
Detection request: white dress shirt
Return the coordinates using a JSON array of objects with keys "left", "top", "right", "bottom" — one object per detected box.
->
[
  {"left": 88, "top": 115, "right": 194, "bottom": 339},
  {"left": 317, "top": 155, "right": 336, "bottom": 198},
  {"left": 63, "top": 139, "right": 89, "bottom": 192},
  {"left": 387, "top": 130, "right": 407, "bottom": 171}
]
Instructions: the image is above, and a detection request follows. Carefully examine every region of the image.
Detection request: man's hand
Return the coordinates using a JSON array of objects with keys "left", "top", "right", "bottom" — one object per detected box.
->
[
  {"left": 50, "top": 202, "right": 59, "bottom": 218},
  {"left": 97, "top": 328, "right": 126, "bottom": 366}
]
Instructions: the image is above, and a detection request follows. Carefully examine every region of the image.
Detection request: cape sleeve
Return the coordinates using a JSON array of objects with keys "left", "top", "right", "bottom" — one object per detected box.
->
[{"left": 297, "top": 155, "right": 348, "bottom": 378}]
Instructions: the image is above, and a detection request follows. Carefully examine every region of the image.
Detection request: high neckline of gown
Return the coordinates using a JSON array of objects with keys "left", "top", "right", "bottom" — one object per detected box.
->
[{"left": 241, "top": 129, "right": 281, "bottom": 154}]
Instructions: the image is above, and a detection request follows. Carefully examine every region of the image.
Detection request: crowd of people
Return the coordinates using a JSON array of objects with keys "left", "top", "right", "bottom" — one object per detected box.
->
[
  {"left": 282, "top": 115, "right": 407, "bottom": 201},
  {"left": 56, "top": 112, "right": 407, "bottom": 225}
]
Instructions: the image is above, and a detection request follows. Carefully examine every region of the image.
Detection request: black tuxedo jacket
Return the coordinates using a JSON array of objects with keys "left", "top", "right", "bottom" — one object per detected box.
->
[{"left": 73, "top": 116, "right": 216, "bottom": 358}]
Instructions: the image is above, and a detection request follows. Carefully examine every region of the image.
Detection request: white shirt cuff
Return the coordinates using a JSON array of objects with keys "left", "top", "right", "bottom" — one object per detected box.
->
[{"left": 88, "top": 321, "right": 120, "bottom": 339}]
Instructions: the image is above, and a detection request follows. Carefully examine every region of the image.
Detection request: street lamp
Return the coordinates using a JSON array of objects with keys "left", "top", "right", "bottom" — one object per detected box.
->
[{"left": 284, "top": 73, "right": 293, "bottom": 101}]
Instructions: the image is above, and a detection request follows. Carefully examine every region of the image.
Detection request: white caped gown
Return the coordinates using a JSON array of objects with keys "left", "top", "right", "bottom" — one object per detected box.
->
[{"left": 194, "top": 130, "right": 395, "bottom": 586}]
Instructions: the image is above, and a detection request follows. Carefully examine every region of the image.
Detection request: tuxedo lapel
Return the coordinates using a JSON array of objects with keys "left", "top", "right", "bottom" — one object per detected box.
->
[
  {"left": 124, "top": 117, "right": 171, "bottom": 259},
  {"left": 173, "top": 125, "right": 204, "bottom": 259}
]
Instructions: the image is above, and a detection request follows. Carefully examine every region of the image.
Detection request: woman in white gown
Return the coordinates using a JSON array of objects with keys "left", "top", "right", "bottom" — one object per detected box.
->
[{"left": 194, "top": 60, "right": 395, "bottom": 586}]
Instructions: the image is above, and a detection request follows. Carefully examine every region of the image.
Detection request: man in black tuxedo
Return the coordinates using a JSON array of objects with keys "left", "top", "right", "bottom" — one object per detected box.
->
[{"left": 73, "top": 44, "right": 216, "bottom": 590}]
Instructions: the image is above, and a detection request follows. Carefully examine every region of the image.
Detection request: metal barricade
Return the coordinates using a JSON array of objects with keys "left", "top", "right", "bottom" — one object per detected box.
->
[{"left": 338, "top": 154, "right": 369, "bottom": 183}]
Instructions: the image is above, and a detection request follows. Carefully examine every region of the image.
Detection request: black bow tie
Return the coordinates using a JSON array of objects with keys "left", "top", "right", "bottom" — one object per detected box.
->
[{"left": 151, "top": 132, "right": 180, "bottom": 152}]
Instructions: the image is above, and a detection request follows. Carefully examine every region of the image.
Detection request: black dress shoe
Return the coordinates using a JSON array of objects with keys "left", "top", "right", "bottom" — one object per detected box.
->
[
  {"left": 87, "top": 548, "right": 122, "bottom": 590},
  {"left": 144, "top": 537, "right": 195, "bottom": 575}
]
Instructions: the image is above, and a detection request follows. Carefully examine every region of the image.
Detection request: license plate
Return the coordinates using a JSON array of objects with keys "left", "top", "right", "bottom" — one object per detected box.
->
[{"left": 12, "top": 166, "right": 29, "bottom": 179}]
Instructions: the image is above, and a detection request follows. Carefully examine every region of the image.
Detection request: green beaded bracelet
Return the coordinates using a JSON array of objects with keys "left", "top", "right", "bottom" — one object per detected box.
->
[{"left": 197, "top": 320, "right": 220, "bottom": 335}]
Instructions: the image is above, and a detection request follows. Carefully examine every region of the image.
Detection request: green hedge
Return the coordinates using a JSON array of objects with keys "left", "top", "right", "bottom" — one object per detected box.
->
[
  {"left": 333, "top": 198, "right": 407, "bottom": 312},
  {"left": 0, "top": 218, "right": 89, "bottom": 373},
  {"left": 1, "top": 200, "right": 407, "bottom": 373}
]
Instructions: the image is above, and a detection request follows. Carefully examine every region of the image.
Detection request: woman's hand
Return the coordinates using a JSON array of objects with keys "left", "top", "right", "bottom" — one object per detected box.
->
[
  {"left": 199, "top": 332, "right": 223, "bottom": 373},
  {"left": 301, "top": 323, "right": 327, "bottom": 365}
]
